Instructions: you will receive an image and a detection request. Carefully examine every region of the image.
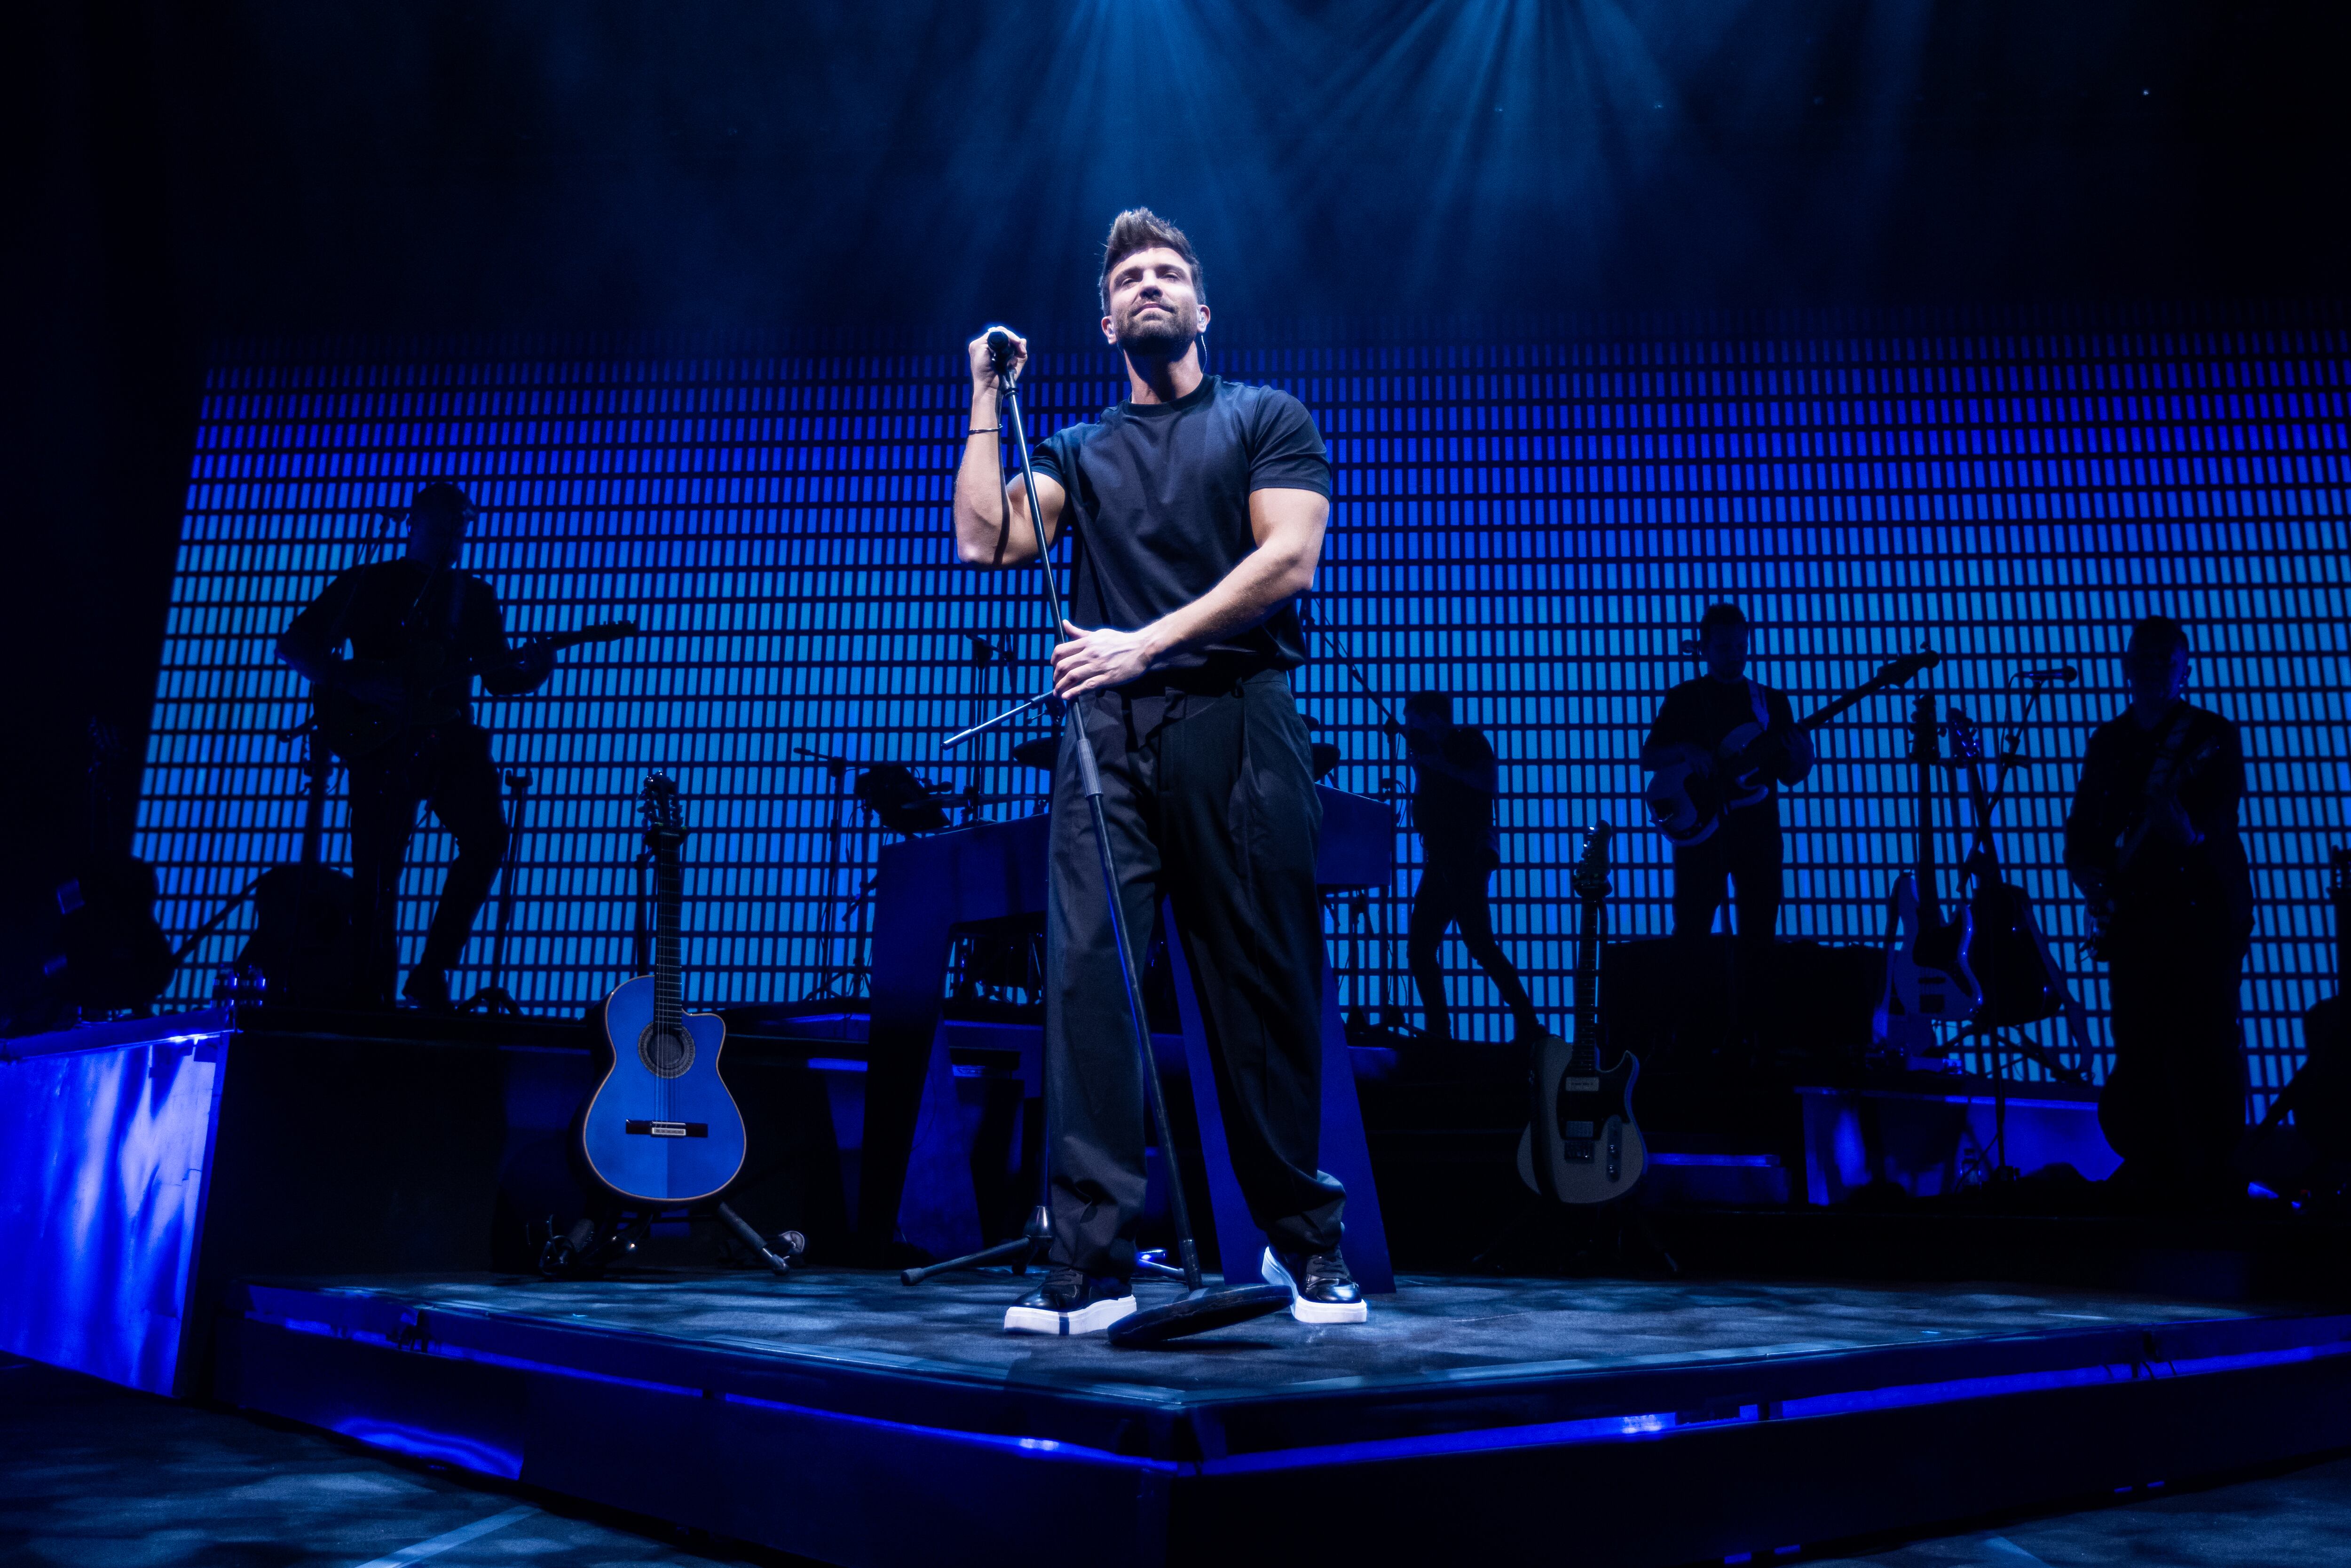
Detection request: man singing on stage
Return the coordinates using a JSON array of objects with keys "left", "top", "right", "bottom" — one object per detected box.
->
[
  {"left": 278, "top": 483, "right": 552, "bottom": 1011},
  {"left": 2065, "top": 615, "right": 2252, "bottom": 1198},
  {"left": 949, "top": 208, "right": 1364, "bottom": 1334}
]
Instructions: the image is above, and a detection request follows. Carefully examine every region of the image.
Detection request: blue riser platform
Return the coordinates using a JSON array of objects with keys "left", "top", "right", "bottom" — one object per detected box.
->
[{"left": 216, "top": 1272, "right": 2351, "bottom": 1568}]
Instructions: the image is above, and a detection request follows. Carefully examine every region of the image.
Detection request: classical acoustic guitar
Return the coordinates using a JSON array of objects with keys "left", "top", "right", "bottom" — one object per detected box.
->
[{"left": 578, "top": 772, "right": 747, "bottom": 1205}]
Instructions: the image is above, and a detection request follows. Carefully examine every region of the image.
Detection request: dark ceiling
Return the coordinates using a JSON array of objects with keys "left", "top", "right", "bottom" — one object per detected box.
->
[{"left": 6, "top": 0, "right": 2346, "bottom": 885}]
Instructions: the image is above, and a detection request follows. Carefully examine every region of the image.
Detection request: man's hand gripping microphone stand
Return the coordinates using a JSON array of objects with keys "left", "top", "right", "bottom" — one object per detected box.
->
[{"left": 983, "top": 329, "right": 1290, "bottom": 1346}]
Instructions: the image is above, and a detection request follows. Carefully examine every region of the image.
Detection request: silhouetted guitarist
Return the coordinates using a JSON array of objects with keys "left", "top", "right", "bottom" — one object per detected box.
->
[
  {"left": 2065, "top": 615, "right": 2251, "bottom": 1197},
  {"left": 1641, "top": 604, "right": 1814, "bottom": 953},
  {"left": 276, "top": 484, "right": 553, "bottom": 1009}
]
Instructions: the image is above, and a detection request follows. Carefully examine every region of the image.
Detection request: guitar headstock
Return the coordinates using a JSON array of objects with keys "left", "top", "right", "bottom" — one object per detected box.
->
[
  {"left": 1946, "top": 706, "right": 1982, "bottom": 762},
  {"left": 584, "top": 620, "right": 638, "bottom": 644},
  {"left": 1573, "top": 821, "right": 1614, "bottom": 900},
  {"left": 2332, "top": 847, "right": 2351, "bottom": 905},
  {"left": 1909, "top": 692, "right": 1941, "bottom": 762},
  {"left": 641, "top": 771, "right": 685, "bottom": 849}
]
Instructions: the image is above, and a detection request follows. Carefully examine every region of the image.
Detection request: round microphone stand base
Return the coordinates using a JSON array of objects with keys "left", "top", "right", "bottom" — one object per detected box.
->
[{"left": 1108, "top": 1283, "right": 1292, "bottom": 1348}]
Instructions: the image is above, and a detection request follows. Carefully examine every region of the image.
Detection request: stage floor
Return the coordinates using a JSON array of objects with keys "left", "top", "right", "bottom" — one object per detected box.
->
[
  {"left": 217, "top": 1266, "right": 2351, "bottom": 1568},
  {"left": 238, "top": 1266, "right": 2254, "bottom": 1388}
]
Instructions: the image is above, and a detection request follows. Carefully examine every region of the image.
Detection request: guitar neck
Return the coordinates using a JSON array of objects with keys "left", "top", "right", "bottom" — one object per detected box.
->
[
  {"left": 2334, "top": 852, "right": 2351, "bottom": 1005},
  {"left": 1571, "top": 893, "right": 1605, "bottom": 1070},
  {"left": 300, "top": 755, "right": 330, "bottom": 867},
  {"left": 653, "top": 842, "right": 684, "bottom": 1027},
  {"left": 1913, "top": 697, "right": 1942, "bottom": 928}
]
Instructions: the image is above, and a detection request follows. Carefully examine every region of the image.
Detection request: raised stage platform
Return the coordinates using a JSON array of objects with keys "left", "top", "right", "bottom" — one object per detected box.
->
[
  {"left": 219, "top": 1265, "right": 2351, "bottom": 1568},
  {"left": 14, "top": 1004, "right": 2351, "bottom": 1564}
]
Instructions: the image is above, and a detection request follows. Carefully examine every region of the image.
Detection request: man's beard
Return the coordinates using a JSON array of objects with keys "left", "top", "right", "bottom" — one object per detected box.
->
[{"left": 1116, "top": 303, "right": 1198, "bottom": 359}]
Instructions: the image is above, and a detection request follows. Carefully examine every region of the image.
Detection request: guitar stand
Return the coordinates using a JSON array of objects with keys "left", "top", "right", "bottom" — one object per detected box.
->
[
  {"left": 1470, "top": 1195, "right": 1680, "bottom": 1281},
  {"left": 538, "top": 1203, "right": 808, "bottom": 1281}
]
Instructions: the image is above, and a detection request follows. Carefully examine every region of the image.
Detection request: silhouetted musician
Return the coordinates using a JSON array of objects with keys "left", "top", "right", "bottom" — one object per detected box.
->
[
  {"left": 276, "top": 483, "right": 552, "bottom": 1010},
  {"left": 1400, "top": 690, "right": 1543, "bottom": 1043},
  {"left": 2065, "top": 615, "right": 2251, "bottom": 1198},
  {"left": 1641, "top": 604, "right": 1813, "bottom": 953}
]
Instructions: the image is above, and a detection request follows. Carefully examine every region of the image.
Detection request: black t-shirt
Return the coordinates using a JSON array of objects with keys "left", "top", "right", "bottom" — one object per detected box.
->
[
  {"left": 2064, "top": 701, "right": 2252, "bottom": 941},
  {"left": 1644, "top": 676, "right": 1797, "bottom": 811},
  {"left": 1411, "top": 726, "right": 1500, "bottom": 865},
  {"left": 1030, "top": 376, "right": 1330, "bottom": 676},
  {"left": 280, "top": 558, "right": 538, "bottom": 727}
]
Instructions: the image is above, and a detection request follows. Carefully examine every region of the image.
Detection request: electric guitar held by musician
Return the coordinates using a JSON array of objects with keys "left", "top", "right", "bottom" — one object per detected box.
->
[
  {"left": 318, "top": 618, "right": 636, "bottom": 759},
  {"left": 2082, "top": 727, "right": 2227, "bottom": 961},
  {"left": 1646, "top": 649, "right": 1940, "bottom": 847},
  {"left": 1519, "top": 823, "right": 1646, "bottom": 1202},
  {"left": 578, "top": 772, "right": 748, "bottom": 1206}
]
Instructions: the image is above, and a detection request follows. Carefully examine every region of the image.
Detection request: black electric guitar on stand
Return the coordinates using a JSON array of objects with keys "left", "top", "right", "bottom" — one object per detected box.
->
[
  {"left": 1519, "top": 823, "right": 1646, "bottom": 1202},
  {"left": 1945, "top": 709, "right": 2093, "bottom": 1078},
  {"left": 1875, "top": 693, "right": 1983, "bottom": 1060}
]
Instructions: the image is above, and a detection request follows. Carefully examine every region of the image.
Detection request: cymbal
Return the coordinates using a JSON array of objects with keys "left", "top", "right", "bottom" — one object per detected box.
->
[{"left": 1011, "top": 736, "right": 1060, "bottom": 771}]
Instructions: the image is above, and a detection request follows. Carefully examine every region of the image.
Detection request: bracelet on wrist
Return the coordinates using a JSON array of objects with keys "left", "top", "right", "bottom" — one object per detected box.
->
[{"left": 968, "top": 426, "right": 1002, "bottom": 436}]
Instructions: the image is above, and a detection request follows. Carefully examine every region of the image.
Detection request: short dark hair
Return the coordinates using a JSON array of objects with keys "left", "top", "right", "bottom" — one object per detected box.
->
[
  {"left": 2128, "top": 615, "right": 2190, "bottom": 663},
  {"left": 1697, "top": 603, "right": 1749, "bottom": 638},
  {"left": 1405, "top": 691, "right": 1452, "bottom": 722},
  {"left": 1099, "top": 207, "right": 1205, "bottom": 315},
  {"left": 410, "top": 482, "right": 475, "bottom": 527}
]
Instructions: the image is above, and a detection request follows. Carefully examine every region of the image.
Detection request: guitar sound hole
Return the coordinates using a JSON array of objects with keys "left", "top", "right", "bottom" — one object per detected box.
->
[{"left": 638, "top": 1024, "right": 695, "bottom": 1079}]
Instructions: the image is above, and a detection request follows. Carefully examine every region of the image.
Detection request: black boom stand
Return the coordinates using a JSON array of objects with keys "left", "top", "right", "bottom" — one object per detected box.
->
[{"left": 961, "top": 329, "right": 1289, "bottom": 1346}]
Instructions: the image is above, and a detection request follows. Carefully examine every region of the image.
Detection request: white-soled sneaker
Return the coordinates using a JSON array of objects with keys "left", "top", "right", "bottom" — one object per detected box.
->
[
  {"left": 1262, "top": 1245, "right": 1369, "bottom": 1324},
  {"left": 1002, "top": 1266, "right": 1137, "bottom": 1336}
]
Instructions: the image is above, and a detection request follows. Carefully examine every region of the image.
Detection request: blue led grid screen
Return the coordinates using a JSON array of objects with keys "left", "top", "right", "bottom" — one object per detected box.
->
[{"left": 137, "top": 323, "right": 2350, "bottom": 1106}]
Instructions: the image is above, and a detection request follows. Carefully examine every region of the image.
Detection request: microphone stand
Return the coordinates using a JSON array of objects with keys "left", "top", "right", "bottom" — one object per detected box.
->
[
  {"left": 984, "top": 337, "right": 1288, "bottom": 1347},
  {"left": 797, "top": 748, "right": 863, "bottom": 1001},
  {"left": 1310, "top": 612, "right": 1408, "bottom": 1033}
]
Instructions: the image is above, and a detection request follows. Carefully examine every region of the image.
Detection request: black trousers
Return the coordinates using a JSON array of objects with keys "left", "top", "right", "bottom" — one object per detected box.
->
[
  {"left": 1408, "top": 853, "right": 1539, "bottom": 1040},
  {"left": 2101, "top": 915, "right": 2249, "bottom": 1188},
  {"left": 1671, "top": 804, "right": 1782, "bottom": 947},
  {"left": 346, "top": 724, "right": 508, "bottom": 1003},
  {"left": 1672, "top": 804, "right": 1783, "bottom": 1036},
  {"left": 1044, "top": 670, "right": 1345, "bottom": 1278}
]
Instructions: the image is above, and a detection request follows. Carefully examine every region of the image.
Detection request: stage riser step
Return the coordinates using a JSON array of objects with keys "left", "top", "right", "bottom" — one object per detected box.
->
[{"left": 219, "top": 1314, "right": 2351, "bottom": 1568}]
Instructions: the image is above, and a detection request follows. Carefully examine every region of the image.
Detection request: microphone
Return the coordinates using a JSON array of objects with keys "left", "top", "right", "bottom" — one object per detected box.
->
[
  {"left": 2019, "top": 665, "right": 2079, "bottom": 682},
  {"left": 985, "top": 328, "right": 1018, "bottom": 373}
]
